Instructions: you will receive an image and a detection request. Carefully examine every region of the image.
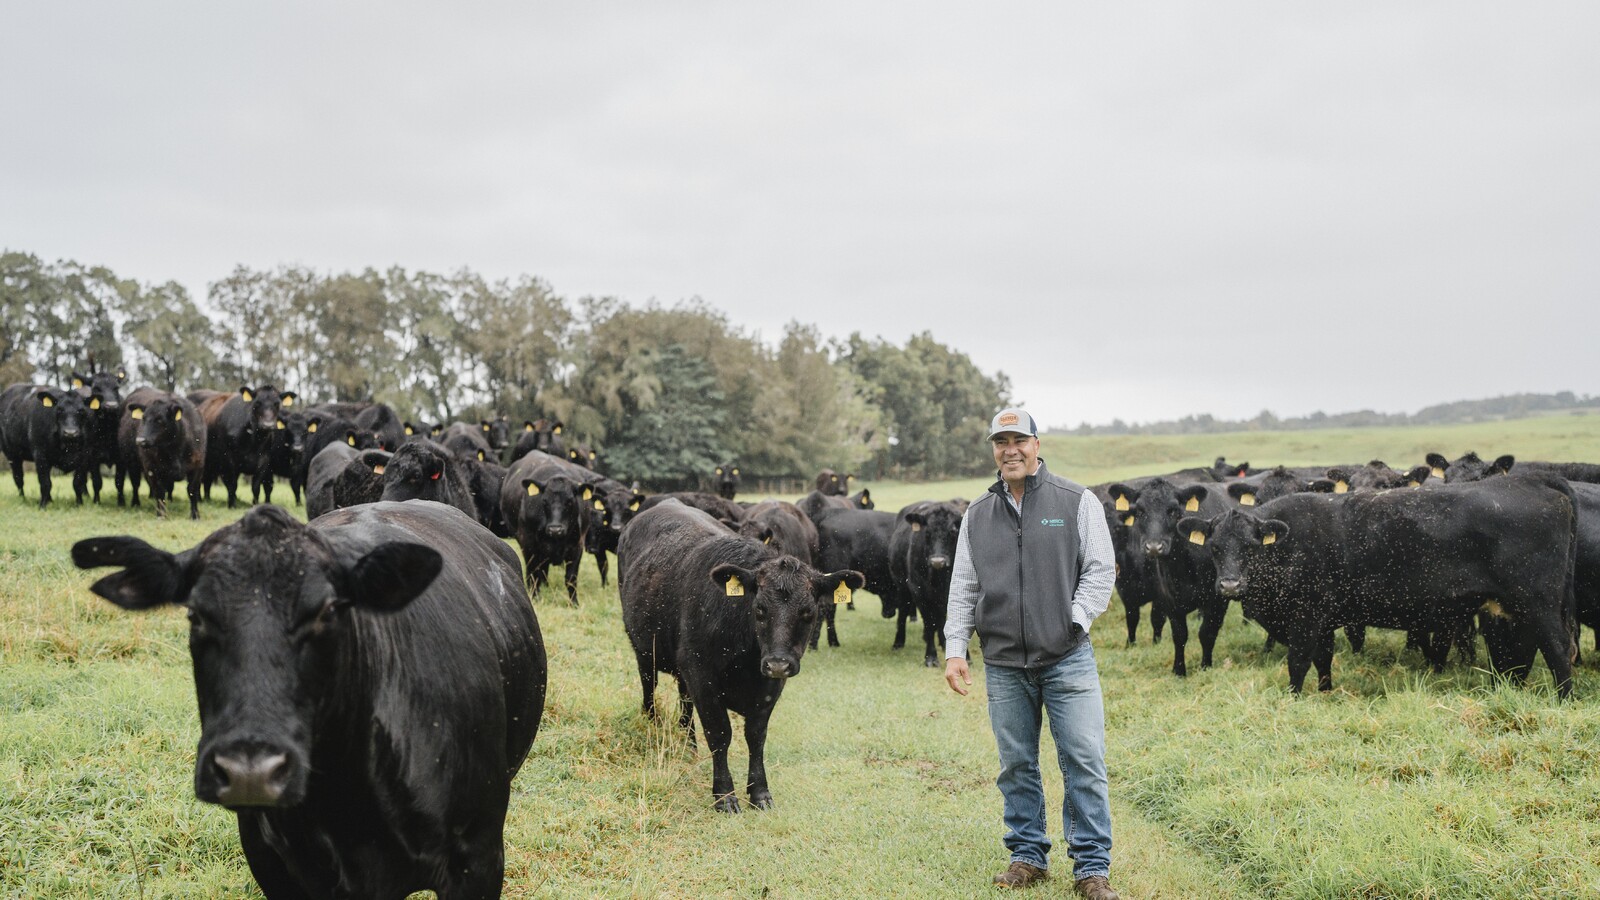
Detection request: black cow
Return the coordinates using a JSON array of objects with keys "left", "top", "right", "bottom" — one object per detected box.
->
[
  {"left": 618, "top": 499, "right": 862, "bottom": 812},
  {"left": 297, "top": 412, "right": 376, "bottom": 491},
  {"left": 0, "top": 383, "right": 90, "bottom": 508},
  {"left": 848, "top": 488, "right": 874, "bottom": 509},
  {"left": 567, "top": 443, "right": 597, "bottom": 470},
  {"left": 1224, "top": 466, "right": 1318, "bottom": 508},
  {"left": 117, "top": 388, "right": 207, "bottom": 519},
  {"left": 738, "top": 500, "right": 818, "bottom": 563},
  {"left": 71, "top": 368, "right": 125, "bottom": 504},
  {"left": 511, "top": 418, "right": 566, "bottom": 463},
  {"left": 500, "top": 452, "right": 594, "bottom": 604},
  {"left": 72, "top": 501, "right": 546, "bottom": 897},
  {"left": 192, "top": 385, "right": 298, "bottom": 508},
  {"left": 400, "top": 420, "right": 442, "bottom": 446},
  {"left": 795, "top": 489, "right": 852, "bottom": 526},
  {"left": 378, "top": 440, "right": 480, "bottom": 524},
  {"left": 889, "top": 500, "right": 965, "bottom": 666},
  {"left": 715, "top": 462, "right": 741, "bottom": 500},
  {"left": 1316, "top": 460, "right": 1431, "bottom": 494},
  {"left": 1178, "top": 475, "right": 1579, "bottom": 696},
  {"left": 1105, "top": 478, "right": 1235, "bottom": 676},
  {"left": 353, "top": 403, "right": 405, "bottom": 452},
  {"left": 304, "top": 443, "right": 389, "bottom": 521},
  {"left": 266, "top": 411, "right": 310, "bottom": 506},
  {"left": 515, "top": 450, "right": 638, "bottom": 585},
  {"left": 1426, "top": 450, "right": 1600, "bottom": 485},
  {"left": 441, "top": 422, "right": 494, "bottom": 463},
  {"left": 637, "top": 491, "right": 747, "bottom": 524},
  {"left": 1211, "top": 456, "right": 1258, "bottom": 479},
  {"left": 815, "top": 469, "right": 853, "bottom": 496},
  {"left": 814, "top": 507, "right": 902, "bottom": 640},
  {"left": 461, "top": 456, "right": 511, "bottom": 538}
]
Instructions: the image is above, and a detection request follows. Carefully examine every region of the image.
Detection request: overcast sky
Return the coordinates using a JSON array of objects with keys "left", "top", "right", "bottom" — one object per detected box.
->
[{"left": 5, "top": 3, "right": 1597, "bottom": 428}]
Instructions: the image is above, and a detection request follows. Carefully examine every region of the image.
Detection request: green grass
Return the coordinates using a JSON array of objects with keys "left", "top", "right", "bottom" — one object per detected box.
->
[{"left": 4, "top": 413, "right": 1600, "bottom": 898}]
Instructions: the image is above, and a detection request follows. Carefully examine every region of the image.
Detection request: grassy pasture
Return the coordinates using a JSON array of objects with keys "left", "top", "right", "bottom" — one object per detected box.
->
[{"left": 3, "top": 413, "right": 1600, "bottom": 898}]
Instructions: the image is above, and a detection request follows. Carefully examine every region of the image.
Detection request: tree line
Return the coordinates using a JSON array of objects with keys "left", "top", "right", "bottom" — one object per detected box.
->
[
  {"left": 1, "top": 250, "right": 1010, "bottom": 481},
  {"left": 1065, "top": 392, "right": 1597, "bottom": 436}
]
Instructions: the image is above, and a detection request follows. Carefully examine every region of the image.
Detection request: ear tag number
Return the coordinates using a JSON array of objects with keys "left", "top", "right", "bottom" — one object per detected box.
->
[
  {"left": 526, "top": 483, "right": 541, "bottom": 496},
  {"left": 1114, "top": 495, "right": 1129, "bottom": 511},
  {"left": 1262, "top": 533, "right": 1277, "bottom": 546},
  {"left": 1188, "top": 530, "right": 1206, "bottom": 546},
  {"left": 725, "top": 576, "right": 744, "bottom": 597},
  {"left": 1184, "top": 497, "right": 1200, "bottom": 512},
  {"left": 833, "top": 583, "right": 851, "bottom": 605},
  {"left": 1240, "top": 493, "right": 1256, "bottom": 506}
]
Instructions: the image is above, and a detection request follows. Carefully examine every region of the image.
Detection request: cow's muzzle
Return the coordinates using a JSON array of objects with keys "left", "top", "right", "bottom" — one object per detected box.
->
[
  {"left": 928, "top": 556, "right": 950, "bottom": 571},
  {"left": 201, "top": 743, "right": 299, "bottom": 808},
  {"left": 761, "top": 657, "right": 798, "bottom": 679}
]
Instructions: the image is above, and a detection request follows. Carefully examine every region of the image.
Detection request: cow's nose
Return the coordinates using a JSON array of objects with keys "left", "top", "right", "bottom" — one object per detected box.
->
[
  {"left": 1143, "top": 542, "right": 1166, "bottom": 557},
  {"left": 135, "top": 437, "right": 151, "bottom": 448},
  {"left": 928, "top": 556, "right": 950, "bottom": 570},
  {"left": 1219, "top": 579, "right": 1244, "bottom": 597},
  {"left": 761, "top": 657, "right": 798, "bottom": 679},
  {"left": 210, "top": 750, "right": 292, "bottom": 807},
  {"left": 544, "top": 525, "right": 568, "bottom": 538}
]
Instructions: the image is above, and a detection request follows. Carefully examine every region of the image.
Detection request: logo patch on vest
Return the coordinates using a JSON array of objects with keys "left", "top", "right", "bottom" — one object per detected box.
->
[{"left": 1040, "top": 517, "right": 1066, "bottom": 527}]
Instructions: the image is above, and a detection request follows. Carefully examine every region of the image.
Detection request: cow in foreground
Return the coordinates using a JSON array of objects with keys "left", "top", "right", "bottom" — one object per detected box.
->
[
  {"left": 1178, "top": 475, "right": 1578, "bottom": 697},
  {"left": 619, "top": 500, "right": 862, "bottom": 812},
  {"left": 71, "top": 502, "right": 547, "bottom": 898}
]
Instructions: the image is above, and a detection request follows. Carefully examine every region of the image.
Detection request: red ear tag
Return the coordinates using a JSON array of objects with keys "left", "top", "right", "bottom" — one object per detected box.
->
[{"left": 430, "top": 471, "right": 441, "bottom": 481}]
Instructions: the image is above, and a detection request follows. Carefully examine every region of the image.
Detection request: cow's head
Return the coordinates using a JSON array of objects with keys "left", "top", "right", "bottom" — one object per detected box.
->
[
  {"left": 517, "top": 473, "right": 591, "bottom": 541},
  {"left": 1426, "top": 451, "right": 1513, "bottom": 483},
  {"left": 131, "top": 395, "right": 186, "bottom": 450},
  {"left": 481, "top": 416, "right": 511, "bottom": 452},
  {"left": 849, "top": 488, "right": 873, "bottom": 510},
  {"left": 716, "top": 462, "right": 741, "bottom": 494},
  {"left": 709, "top": 555, "right": 864, "bottom": 679},
  {"left": 906, "top": 501, "right": 963, "bottom": 573},
  {"left": 1177, "top": 509, "right": 1288, "bottom": 599},
  {"left": 35, "top": 388, "right": 88, "bottom": 443},
  {"left": 379, "top": 441, "right": 455, "bottom": 504},
  {"left": 239, "top": 385, "right": 294, "bottom": 433},
  {"left": 275, "top": 412, "right": 309, "bottom": 461},
  {"left": 1109, "top": 479, "right": 1205, "bottom": 558},
  {"left": 73, "top": 370, "right": 123, "bottom": 417},
  {"left": 815, "top": 469, "right": 845, "bottom": 496},
  {"left": 71, "top": 507, "right": 441, "bottom": 809},
  {"left": 592, "top": 485, "right": 645, "bottom": 549}
]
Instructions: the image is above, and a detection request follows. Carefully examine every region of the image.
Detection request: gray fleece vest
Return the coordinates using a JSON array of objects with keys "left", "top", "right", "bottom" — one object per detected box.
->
[{"left": 967, "top": 459, "right": 1084, "bottom": 669}]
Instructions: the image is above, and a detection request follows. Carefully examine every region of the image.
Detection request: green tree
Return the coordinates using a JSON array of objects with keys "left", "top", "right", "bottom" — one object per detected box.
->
[
  {"left": 599, "top": 343, "right": 730, "bottom": 482},
  {"left": 121, "top": 281, "right": 223, "bottom": 391}
]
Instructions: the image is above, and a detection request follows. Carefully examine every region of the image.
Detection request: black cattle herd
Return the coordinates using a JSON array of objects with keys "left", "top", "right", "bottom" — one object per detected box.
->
[{"left": 5, "top": 369, "right": 1598, "bottom": 897}]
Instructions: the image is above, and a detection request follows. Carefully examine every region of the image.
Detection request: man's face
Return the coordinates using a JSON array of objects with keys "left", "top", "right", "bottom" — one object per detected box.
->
[{"left": 992, "top": 432, "right": 1039, "bottom": 482}]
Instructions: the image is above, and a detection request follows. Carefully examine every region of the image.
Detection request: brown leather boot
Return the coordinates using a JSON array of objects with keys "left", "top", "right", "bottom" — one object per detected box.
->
[
  {"left": 993, "top": 860, "right": 1048, "bottom": 888},
  {"left": 1074, "top": 874, "right": 1121, "bottom": 900}
]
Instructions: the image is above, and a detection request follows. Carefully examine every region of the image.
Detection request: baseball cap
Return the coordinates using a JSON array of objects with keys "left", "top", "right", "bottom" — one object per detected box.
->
[{"left": 987, "top": 408, "right": 1038, "bottom": 439}]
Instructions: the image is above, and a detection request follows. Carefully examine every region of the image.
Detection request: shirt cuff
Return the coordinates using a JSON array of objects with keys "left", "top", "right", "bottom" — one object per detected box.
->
[
  {"left": 1072, "top": 603, "right": 1091, "bottom": 633},
  {"left": 945, "top": 636, "right": 970, "bottom": 660}
]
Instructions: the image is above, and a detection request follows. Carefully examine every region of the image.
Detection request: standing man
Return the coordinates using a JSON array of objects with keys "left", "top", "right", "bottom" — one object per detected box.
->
[{"left": 944, "top": 408, "right": 1119, "bottom": 899}]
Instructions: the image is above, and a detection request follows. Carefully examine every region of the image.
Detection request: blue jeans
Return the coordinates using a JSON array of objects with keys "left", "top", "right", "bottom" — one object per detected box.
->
[{"left": 984, "top": 640, "right": 1112, "bottom": 879}]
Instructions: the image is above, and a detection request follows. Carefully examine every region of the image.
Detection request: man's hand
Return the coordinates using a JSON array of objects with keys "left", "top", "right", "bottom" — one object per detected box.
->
[{"left": 944, "top": 657, "right": 971, "bottom": 696}]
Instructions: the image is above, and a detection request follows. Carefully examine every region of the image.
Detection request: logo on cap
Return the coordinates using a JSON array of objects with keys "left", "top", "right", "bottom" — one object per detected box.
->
[{"left": 999, "top": 412, "right": 1019, "bottom": 427}]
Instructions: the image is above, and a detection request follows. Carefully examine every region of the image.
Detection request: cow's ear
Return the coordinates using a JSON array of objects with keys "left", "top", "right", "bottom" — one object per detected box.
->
[
  {"left": 360, "top": 450, "right": 390, "bottom": 474},
  {"left": 1107, "top": 484, "right": 1137, "bottom": 511},
  {"left": 1425, "top": 453, "right": 1449, "bottom": 475},
  {"left": 710, "top": 564, "right": 757, "bottom": 598},
  {"left": 403, "top": 422, "right": 415, "bottom": 435},
  {"left": 36, "top": 389, "right": 56, "bottom": 408},
  {"left": 481, "top": 421, "right": 491, "bottom": 431},
  {"left": 905, "top": 512, "right": 927, "bottom": 529},
  {"left": 72, "top": 537, "right": 196, "bottom": 610},
  {"left": 1403, "top": 465, "right": 1430, "bottom": 487},
  {"left": 1258, "top": 519, "right": 1290, "bottom": 546},
  {"left": 629, "top": 492, "right": 645, "bottom": 511},
  {"left": 279, "top": 392, "right": 295, "bottom": 408},
  {"left": 1233, "top": 462, "right": 1250, "bottom": 476},
  {"left": 1490, "top": 454, "right": 1515, "bottom": 476},
  {"left": 523, "top": 421, "right": 535, "bottom": 432},
  {"left": 71, "top": 372, "right": 87, "bottom": 389},
  {"left": 814, "top": 569, "right": 866, "bottom": 607},
  {"left": 128, "top": 404, "right": 145, "bottom": 420},
  {"left": 342, "top": 542, "right": 441, "bottom": 612},
  {"left": 522, "top": 478, "right": 543, "bottom": 497},
  {"left": 475, "top": 449, "right": 486, "bottom": 462},
  {"left": 1177, "top": 485, "right": 1207, "bottom": 512},
  {"left": 1324, "top": 469, "right": 1352, "bottom": 493},
  {"left": 1176, "top": 517, "right": 1211, "bottom": 547},
  {"left": 116, "top": 369, "right": 127, "bottom": 383},
  {"left": 1226, "top": 482, "right": 1258, "bottom": 506},
  {"left": 1306, "top": 479, "right": 1337, "bottom": 493},
  {"left": 858, "top": 488, "right": 870, "bottom": 501},
  {"left": 239, "top": 386, "right": 254, "bottom": 402}
]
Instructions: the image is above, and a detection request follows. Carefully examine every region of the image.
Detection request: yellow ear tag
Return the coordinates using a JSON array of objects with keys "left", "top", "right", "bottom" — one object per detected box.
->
[
  {"left": 130, "top": 408, "right": 144, "bottom": 420},
  {"left": 373, "top": 464, "right": 386, "bottom": 475},
  {"left": 72, "top": 378, "right": 84, "bottom": 388},
  {"left": 526, "top": 483, "right": 541, "bottom": 496},
  {"left": 716, "top": 468, "right": 723, "bottom": 475},
  {"left": 583, "top": 487, "right": 592, "bottom": 500},
  {"left": 553, "top": 425, "right": 562, "bottom": 434},
  {"left": 1334, "top": 481, "right": 1349, "bottom": 494},
  {"left": 763, "top": 536, "right": 772, "bottom": 545},
  {"left": 1123, "top": 515, "right": 1135, "bottom": 527},
  {"left": 482, "top": 424, "right": 490, "bottom": 432},
  {"left": 629, "top": 500, "right": 640, "bottom": 511},
  {"left": 1114, "top": 495, "right": 1129, "bottom": 511},
  {"left": 1240, "top": 493, "right": 1256, "bottom": 506},
  {"left": 833, "top": 583, "right": 851, "bottom": 605},
  {"left": 404, "top": 426, "right": 414, "bottom": 435},
  {"left": 733, "top": 468, "right": 739, "bottom": 475},
  {"left": 41, "top": 395, "right": 54, "bottom": 408},
  {"left": 173, "top": 410, "right": 181, "bottom": 421},
  {"left": 242, "top": 390, "right": 253, "bottom": 402},
  {"left": 346, "top": 435, "right": 356, "bottom": 446},
  {"left": 307, "top": 422, "right": 318, "bottom": 433},
  {"left": 589, "top": 452, "right": 596, "bottom": 460},
  {"left": 1262, "top": 533, "right": 1277, "bottom": 546},
  {"left": 524, "top": 423, "right": 534, "bottom": 432},
  {"left": 476, "top": 450, "right": 485, "bottom": 461},
  {"left": 1184, "top": 497, "right": 1200, "bottom": 512},
  {"left": 90, "top": 397, "right": 101, "bottom": 410},
  {"left": 725, "top": 576, "right": 744, "bottom": 597},
  {"left": 276, "top": 420, "right": 285, "bottom": 430},
  {"left": 280, "top": 396, "right": 293, "bottom": 408},
  {"left": 1188, "top": 530, "right": 1206, "bottom": 546},
  {"left": 1431, "top": 467, "right": 1445, "bottom": 479},
  {"left": 593, "top": 499, "right": 604, "bottom": 510},
  {"left": 1407, "top": 480, "right": 1419, "bottom": 488}
]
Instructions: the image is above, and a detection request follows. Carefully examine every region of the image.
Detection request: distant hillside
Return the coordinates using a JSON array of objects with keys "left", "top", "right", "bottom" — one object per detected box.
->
[{"left": 1054, "top": 392, "right": 1599, "bottom": 436}]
